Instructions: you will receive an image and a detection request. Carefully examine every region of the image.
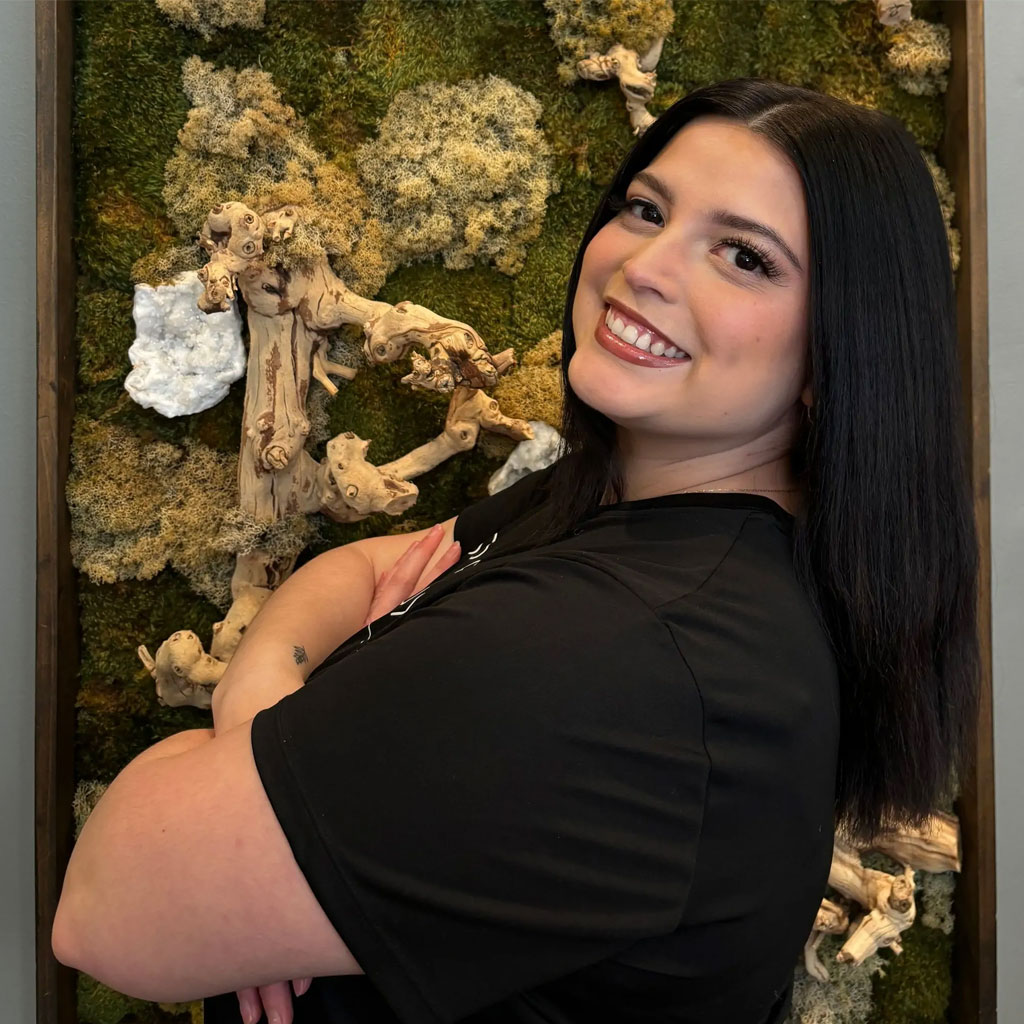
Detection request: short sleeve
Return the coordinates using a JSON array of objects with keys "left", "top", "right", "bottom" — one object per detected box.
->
[{"left": 249, "top": 553, "right": 710, "bottom": 1024}]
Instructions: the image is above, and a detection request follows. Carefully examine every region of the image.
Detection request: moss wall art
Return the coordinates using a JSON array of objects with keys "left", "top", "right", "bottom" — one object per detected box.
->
[{"left": 68, "top": 1, "right": 962, "bottom": 1021}]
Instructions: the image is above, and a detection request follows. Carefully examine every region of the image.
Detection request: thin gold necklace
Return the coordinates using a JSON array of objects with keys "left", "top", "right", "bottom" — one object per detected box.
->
[{"left": 680, "top": 487, "right": 803, "bottom": 494}]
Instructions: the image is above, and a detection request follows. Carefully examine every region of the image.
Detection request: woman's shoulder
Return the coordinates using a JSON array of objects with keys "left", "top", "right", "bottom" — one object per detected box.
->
[{"left": 452, "top": 464, "right": 557, "bottom": 555}]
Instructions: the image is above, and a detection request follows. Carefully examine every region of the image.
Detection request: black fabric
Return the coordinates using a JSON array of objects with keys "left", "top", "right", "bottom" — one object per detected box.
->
[{"left": 204, "top": 465, "right": 839, "bottom": 1023}]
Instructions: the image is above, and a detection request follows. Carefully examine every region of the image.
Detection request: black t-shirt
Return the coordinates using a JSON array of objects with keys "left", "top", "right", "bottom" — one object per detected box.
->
[{"left": 204, "top": 464, "right": 840, "bottom": 1024}]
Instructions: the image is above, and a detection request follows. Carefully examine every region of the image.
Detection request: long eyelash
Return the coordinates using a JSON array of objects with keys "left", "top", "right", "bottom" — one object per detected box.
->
[
  {"left": 606, "top": 193, "right": 784, "bottom": 280},
  {"left": 720, "top": 235, "right": 783, "bottom": 280}
]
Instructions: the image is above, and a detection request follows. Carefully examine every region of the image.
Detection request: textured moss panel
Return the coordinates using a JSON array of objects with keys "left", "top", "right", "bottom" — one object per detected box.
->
[
  {"left": 660, "top": 0, "right": 763, "bottom": 89},
  {"left": 76, "top": 285, "right": 135, "bottom": 387},
  {"left": 866, "top": 918, "right": 954, "bottom": 1024},
  {"left": 70, "top": 2, "right": 955, "bottom": 1022}
]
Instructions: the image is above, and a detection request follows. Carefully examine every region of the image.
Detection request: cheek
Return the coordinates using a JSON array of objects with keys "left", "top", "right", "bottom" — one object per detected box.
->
[
  {"left": 578, "top": 228, "right": 620, "bottom": 287},
  {"left": 707, "top": 301, "right": 794, "bottom": 367}
]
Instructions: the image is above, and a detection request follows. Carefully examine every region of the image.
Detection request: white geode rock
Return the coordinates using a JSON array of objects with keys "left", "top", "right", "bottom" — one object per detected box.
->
[
  {"left": 125, "top": 270, "right": 246, "bottom": 418},
  {"left": 488, "top": 421, "right": 565, "bottom": 495}
]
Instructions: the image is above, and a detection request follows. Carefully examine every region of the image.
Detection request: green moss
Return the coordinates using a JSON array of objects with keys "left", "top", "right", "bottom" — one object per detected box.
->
[
  {"left": 76, "top": 285, "right": 135, "bottom": 388},
  {"left": 77, "top": 971, "right": 198, "bottom": 1024},
  {"left": 248, "top": 0, "right": 367, "bottom": 157},
  {"left": 660, "top": 1, "right": 763, "bottom": 88},
  {"left": 866, "top": 915, "right": 954, "bottom": 1023},
  {"left": 73, "top": 2, "right": 192, "bottom": 203},
  {"left": 78, "top": 971, "right": 156, "bottom": 1024},
  {"left": 76, "top": 571, "right": 220, "bottom": 782},
  {"left": 377, "top": 258, "right": 517, "bottom": 362},
  {"left": 345, "top": 0, "right": 501, "bottom": 130},
  {"left": 754, "top": 0, "right": 851, "bottom": 86},
  {"left": 510, "top": 170, "right": 612, "bottom": 351},
  {"left": 76, "top": 181, "right": 179, "bottom": 289},
  {"left": 187, "top": 380, "right": 246, "bottom": 453},
  {"left": 71, "top": 388, "right": 192, "bottom": 446}
]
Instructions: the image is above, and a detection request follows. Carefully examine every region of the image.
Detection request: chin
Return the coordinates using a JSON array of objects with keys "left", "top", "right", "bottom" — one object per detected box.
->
[{"left": 566, "top": 358, "right": 652, "bottom": 429}]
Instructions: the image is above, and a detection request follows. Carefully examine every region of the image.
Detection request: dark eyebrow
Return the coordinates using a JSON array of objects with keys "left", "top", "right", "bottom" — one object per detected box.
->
[{"left": 630, "top": 169, "right": 804, "bottom": 274}]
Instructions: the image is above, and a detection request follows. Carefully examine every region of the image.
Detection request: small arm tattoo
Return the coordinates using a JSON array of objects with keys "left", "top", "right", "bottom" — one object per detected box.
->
[{"left": 292, "top": 645, "right": 309, "bottom": 666}]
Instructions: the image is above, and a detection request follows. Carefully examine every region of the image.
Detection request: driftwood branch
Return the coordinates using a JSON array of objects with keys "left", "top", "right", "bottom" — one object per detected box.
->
[
  {"left": 802, "top": 813, "right": 961, "bottom": 979},
  {"left": 876, "top": 0, "right": 912, "bottom": 27},
  {"left": 138, "top": 200, "right": 531, "bottom": 705},
  {"left": 576, "top": 39, "right": 665, "bottom": 136}
]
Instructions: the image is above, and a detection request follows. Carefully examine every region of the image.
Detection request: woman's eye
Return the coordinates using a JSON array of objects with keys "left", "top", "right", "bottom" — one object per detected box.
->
[
  {"left": 721, "top": 245, "right": 759, "bottom": 275},
  {"left": 625, "top": 198, "right": 663, "bottom": 225},
  {"left": 716, "top": 240, "right": 782, "bottom": 279},
  {"left": 619, "top": 196, "right": 781, "bottom": 280}
]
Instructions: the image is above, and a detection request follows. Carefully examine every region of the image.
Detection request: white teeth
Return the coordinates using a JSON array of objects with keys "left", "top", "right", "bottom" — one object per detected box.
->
[{"left": 604, "top": 304, "right": 688, "bottom": 360}]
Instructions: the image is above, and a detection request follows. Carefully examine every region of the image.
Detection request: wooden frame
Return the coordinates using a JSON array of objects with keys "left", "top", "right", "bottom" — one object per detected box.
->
[
  {"left": 941, "top": 2, "right": 997, "bottom": 1021},
  {"left": 36, "top": 1, "right": 78, "bottom": 1021},
  {"left": 33, "top": 2, "right": 996, "bottom": 1021}
]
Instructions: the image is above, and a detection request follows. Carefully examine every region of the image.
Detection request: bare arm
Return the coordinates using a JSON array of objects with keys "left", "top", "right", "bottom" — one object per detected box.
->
[{"left": 211, "top": 516, "right": 458, "bottom": 730}]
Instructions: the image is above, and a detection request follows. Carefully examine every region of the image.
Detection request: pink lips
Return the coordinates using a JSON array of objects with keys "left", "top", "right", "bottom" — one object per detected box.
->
[{"left": 594, "top": 311, "right": 690, "bottom": 368}]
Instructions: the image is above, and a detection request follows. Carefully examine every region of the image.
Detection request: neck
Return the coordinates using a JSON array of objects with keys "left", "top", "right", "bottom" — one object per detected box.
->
[{"left": 609, "top": 423, "right": 806, "bottom": 514}]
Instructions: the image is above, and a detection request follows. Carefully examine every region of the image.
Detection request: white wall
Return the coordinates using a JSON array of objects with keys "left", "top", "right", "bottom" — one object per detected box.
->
[
  {"left": 985, "top": 0, "right": 1024, "bottom": 1017},
  {"left": 0, "top": 0, "right": 39, "bottom": 1020},
  {"left": 1, "top": 1, "right": 1020, "bottom": 1021}
]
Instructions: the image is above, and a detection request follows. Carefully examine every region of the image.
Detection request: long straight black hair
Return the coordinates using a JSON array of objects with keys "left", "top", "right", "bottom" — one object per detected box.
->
[{"left": 535, "top": 76, "right": 980, "bottom": 846}]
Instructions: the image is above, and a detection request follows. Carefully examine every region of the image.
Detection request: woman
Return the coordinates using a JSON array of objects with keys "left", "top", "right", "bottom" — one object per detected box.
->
[{"left": 54, "top": 77, "right": 980, "bottom": 1024}]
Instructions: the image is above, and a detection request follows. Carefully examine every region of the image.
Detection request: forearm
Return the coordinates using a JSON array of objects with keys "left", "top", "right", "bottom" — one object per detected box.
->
[{"left": 211, "top": 541, "right": 376, "bottom": 728}]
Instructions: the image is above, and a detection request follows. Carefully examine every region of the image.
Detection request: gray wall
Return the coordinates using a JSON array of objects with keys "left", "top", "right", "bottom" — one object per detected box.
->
[
  {"left": 1, "top": 0, "right": 39, "bottom": 1020},
  {"left": 986, "top": 0, "right": 1024, "bottom": 1018},
  {"left": 1, "top": 1, "right": 1020, "bottom": 1021}
]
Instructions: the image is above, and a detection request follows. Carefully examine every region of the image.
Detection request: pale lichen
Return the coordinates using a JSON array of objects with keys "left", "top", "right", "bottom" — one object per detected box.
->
[
  {"left": 884, "top": 17, "right": 951, "bottom": 97},
  {"left": 921, "top": 149, "right": 961, "bottom": 273},
  {"left": 155, "top": 55, "right": 389, "bottom": 296},
  {"left": 492, "top": 329, "right": 564, "bottom": 428},
  {"left": 917, "top": 870, "right": 956, "bottom": 935},
  {"left": 354, "top": 75, "right": 560, "bottom": 277},
  {"left": 67, "top": 419, "right": 317, "bottom": 610},
  {"left": 786, "top": 943, "right": 886, "bottom": 1023},
  {"left": 155, "top": 0, "right": 265, "bottom": 40}
]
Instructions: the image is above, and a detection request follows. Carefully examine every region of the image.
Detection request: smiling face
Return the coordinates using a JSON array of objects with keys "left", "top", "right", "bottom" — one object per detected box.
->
[{"left": 568, "top": 115, "right": 813, "bottom": 494}]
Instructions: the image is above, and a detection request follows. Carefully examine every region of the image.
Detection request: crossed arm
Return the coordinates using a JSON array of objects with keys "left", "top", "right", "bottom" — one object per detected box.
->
[{"left": 51, "top": 518, "right": 457, "bottom": 1002}]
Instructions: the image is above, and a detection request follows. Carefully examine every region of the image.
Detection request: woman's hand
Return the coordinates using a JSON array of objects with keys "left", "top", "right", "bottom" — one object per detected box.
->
[
  {"left": 236, "top": 977, "right": 310, "bottom": 1024},
  {"left": 232, "top": 527, "right": 459, "bottom": 1023},
  {"left": 361, "top": 524, "right": 462, "bottom": 627}
]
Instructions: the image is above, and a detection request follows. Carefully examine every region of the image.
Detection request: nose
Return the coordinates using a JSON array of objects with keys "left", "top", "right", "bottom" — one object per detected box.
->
[{"left": 620, "top": 236, "right": 680, "bottom": 302}]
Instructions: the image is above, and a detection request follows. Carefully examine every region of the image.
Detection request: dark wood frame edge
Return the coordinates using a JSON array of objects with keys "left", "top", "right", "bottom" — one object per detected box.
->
[
  {"left": 943, "top": 2, "right": 997, "bottom": 1022},
  {"left": 36, "top": 0, "right": 78, "bottom": 1021},
  {"left": 33, "top": 2, "right": 997, "bottom": 1021}
]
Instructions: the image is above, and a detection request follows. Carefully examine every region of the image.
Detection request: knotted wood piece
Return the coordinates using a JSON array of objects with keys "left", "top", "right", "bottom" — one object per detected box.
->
[
  {"left": 802, "top": 813, "right": 961, "bottom": 979},
  {"left": 138, "top": 200, "right": 530, "bottom": 706},
  {"left": 876, "top": 0, "right": 912, "bottom": 27},
  {"left": 576, "top": 38, "right": 665, "bottom": 137}
]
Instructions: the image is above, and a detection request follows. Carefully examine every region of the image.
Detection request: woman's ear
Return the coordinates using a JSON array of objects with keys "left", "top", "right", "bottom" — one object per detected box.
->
[{"left": 800, "top": 384, "right": 813, "bottom": 409}]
